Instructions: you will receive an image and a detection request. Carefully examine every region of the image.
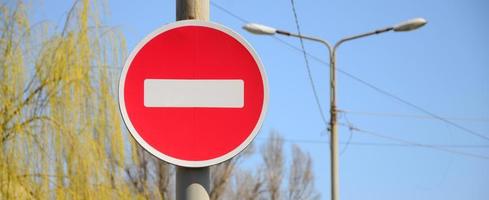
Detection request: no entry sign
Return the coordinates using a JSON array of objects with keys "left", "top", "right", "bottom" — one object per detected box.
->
[{"left": 119, "top": 20, "right": 268, "bottom": 167}]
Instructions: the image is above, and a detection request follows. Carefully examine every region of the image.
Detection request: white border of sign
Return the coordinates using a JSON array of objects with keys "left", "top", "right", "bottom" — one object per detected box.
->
[{"left": 118, "top": 20, "right": 269, "bottom": 168}]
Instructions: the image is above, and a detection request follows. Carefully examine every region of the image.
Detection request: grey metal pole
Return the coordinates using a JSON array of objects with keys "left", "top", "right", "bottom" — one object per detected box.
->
[
  {"left": 328, "top": 28, "right": 393, "bottom": 200},
  {"left": 244, "top": 20, "right": 424, "bottom": 200},
  {"left": 175, "top": 0, "right": 210, "bottom": 200},
  {"left": 176, "top": 167, "right": 210, "bottom": 200},
  {"left": 328, "top": 27, "right": 394, "bottom": 200},
  {"left": 277, "top": 30, "right": 340, "bottom": 200},
  {"left": 329, "top": 49, "right": 339, "bottom": 200},
  {"left": 275, "top": 27, "right": 396, "bottom": 200}
]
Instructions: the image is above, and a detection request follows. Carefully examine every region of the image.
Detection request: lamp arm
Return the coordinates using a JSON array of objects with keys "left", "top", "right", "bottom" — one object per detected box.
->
[
  {"left": 333, "top": 27, "right": 393, "bottom": 51},
  {"left": 275, "top": 29, "right": 333, "bottom": 56}
]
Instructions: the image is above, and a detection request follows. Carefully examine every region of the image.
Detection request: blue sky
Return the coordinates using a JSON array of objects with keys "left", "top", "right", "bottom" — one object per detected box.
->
[{"left": 34, "top": 0, "right": 489, "bottom": 199}]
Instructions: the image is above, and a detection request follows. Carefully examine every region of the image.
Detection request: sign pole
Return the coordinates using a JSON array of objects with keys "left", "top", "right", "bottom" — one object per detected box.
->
[
  {"left": 120, "top": 1, "right": 266, "bottom": 199},
  {"left": 175, "top": 0, "right": 210, "bottom": 200},
  {"left": 176, "top": 167, "right": 210, "bottom": 200}
]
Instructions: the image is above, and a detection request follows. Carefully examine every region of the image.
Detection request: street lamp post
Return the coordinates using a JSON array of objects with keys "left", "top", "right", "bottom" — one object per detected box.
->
[{"left": 243, "top": 18, "right": 427, "bottom": 200}]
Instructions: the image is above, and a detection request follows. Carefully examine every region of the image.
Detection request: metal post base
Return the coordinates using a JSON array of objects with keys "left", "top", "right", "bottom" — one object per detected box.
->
[{"left": 176, "top": 167, "right": 210, "bottom": 200}]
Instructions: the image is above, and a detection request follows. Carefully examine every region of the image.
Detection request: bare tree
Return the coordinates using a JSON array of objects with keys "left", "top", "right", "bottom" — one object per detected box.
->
[
  {"left": 126, "top": 145, "right": 175, "bottom": 199},
  {"left": 210, "top": 144, "right": 255, "bottom": 200},
  {"left": 261, "top": 132, "right": 285, "bottom": 200},
  {"left": 287, "top": 145, "right": 320, "bottom": 200},
  {"left": 210, "top": 158, "right": 236, "bottom": 200},
  {"left": 156, "top": 160, "right": 173, "bottom": 200},
  {"left": 231, "top": 168, "right": 265, "bottom": 200},
  {"left": 125, "top": 146, "right": 151, "bottom": 197}
]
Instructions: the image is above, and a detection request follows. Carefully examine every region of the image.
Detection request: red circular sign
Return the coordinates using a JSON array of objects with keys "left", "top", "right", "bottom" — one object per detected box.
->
[{"left": 119, "top": 21, "right": 268, "bottom": 167}]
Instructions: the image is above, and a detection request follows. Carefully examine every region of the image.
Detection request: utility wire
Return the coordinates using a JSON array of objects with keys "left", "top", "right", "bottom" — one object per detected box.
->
[
  {"left": 339, "top": 112, "right": 354, "bottom": 155},
  {"left": 211, "top": 1, "right": 329, "bottom": 128},
  {"left": 210, "top": 2, "right": 248, "bottom": 23},
  {"left": 337, "top": 123, "right": 489, "bottom": 161},
  {"left": 338, "top": 109, "right": 489, "bottom": 123},
  {"left": 289, "top": 0, "right": 329, "bottom": 129},
  {"left": 336, "top": 71, "right": 489, "bottom": 141},
  {"left": 254, "top": 137, "right": 489, "bottom": 148},
  {"left": 211, "top": 1, "right": 489, "bottom": 143}
]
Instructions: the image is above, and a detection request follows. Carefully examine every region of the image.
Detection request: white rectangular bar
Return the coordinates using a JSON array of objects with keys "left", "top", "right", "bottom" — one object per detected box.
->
[{"left": 144, "top": 79, "right": 244, "bottom": 108}]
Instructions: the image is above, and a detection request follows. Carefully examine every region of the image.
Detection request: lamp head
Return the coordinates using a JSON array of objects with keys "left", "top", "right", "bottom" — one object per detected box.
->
[
  {"left": 243, "top": 23, "right": 277, "bottom": 35},
  {"left": 393, "top": 18, "right": 427, "bottom": 32}
]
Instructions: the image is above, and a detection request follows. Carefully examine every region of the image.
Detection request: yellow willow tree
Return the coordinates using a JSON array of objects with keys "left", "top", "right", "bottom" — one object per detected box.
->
[
  {"left": 1, "top": 1, "right": 321, "bottom": 200},
  {"left": 0, "top": 0, "right": 145, "bottom": 198}
]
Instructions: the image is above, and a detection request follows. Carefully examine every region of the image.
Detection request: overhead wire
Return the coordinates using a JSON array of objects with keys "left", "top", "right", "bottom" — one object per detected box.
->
[
  {"left": 210, "top": 1, "right": 489, "bottom": 143},
  {"left": 210, "top": 1, "right": 248, "bottom": 23},
  {"left": 338, "top": 109, "right": 489, "bottom": 123},
  {"left": 289, "top": 0, "right": 329, "bottom": 130},
  {"left": 339, "top": 111, "right": 354, "bottom": 155},
  {"left": 211, "top": 0, "right": 329, "bottom": 129},
  {"left": 337, "top": 122, "right": 489, "bottom": 161},
  {"left": 254, "top": 136, "right": 489, "bottom": 148},
  {"left": 336, "top": 71, "right": 489, "bottom": 141}
]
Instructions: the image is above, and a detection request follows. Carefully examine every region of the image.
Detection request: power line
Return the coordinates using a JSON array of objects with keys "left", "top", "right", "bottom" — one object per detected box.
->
[
  {"left": 210, "top": 2, "right": 248, "bottom": 23},
  {"left": 339, "top": 111, "right": 354, "bottom": 155},
  {"left": 339, "top": 109, "right": 489, "bottom": 123},
  {"left": 254, "top": 137, "right": 489, "bottom": 148},
  {"left": 346, "top": 143, "right": 489, "bottom": 148},
  {"left": 336, "top": 70, "right": 489, "bottom": 142},
  {"left": 337, "top": 123, "right": 489, "bottom": 161},
  {"left": 211, "top": 1, "right": 329, "bottom": 129},
  {"left": 289, "top": 0, "right": 329, "bottom": 129},
  {"left": 210, "top": 1, "right": 489, "bottom": 143}
]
